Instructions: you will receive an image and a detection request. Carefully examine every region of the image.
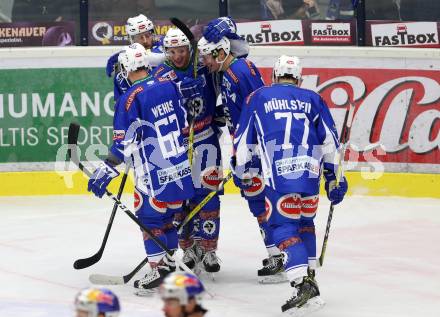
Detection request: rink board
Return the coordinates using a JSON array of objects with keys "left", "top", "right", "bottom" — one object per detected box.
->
[{"left": 0, "top": 170, "right": 439, "bottom": 198}]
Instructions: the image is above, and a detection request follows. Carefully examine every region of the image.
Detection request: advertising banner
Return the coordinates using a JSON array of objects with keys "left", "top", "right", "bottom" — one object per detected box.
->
[
  {"left": 0, "top": 22, "right": 75, "bottom": 47},
  {"left": 257, "top": 67, "right": 440, "bottom": 169},
  {"left": 0, "top": 47, "right": 438, "bottom": 175},
  {"left": 367, "top": 21, "right": 440, "bottom": 48},
  {"left": 88, "top": 20, "right": 205, "bottom": 46},
  {"left": 309, "top": 21, "right": 355, "bottom": 45},
  {"left": 237, "top": 19, "right": 305, "bottom": 45},
  {"left": 0, "top": 68, "right": 113, "bottom": 163},
  {"left": 236, "top": 19, "right": 356, "bottom": 46}
]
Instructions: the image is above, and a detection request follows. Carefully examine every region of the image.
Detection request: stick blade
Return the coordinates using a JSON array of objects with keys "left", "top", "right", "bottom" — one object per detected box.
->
[
  {"left": 89, "top": 274, "right": 125, "bottom": 285},
  {"left": 73, "top": 255, "right": 101, "bottom": 270}
]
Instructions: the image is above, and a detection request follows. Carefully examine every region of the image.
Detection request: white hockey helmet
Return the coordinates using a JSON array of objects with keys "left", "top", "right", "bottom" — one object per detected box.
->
[
  {"left": 164, "top": 28, "right": 191, "bottom": 49},
  {"left": 197, "top": 36, "right": 230, "bottom": 57},
  {"left": 273, "top": 55, "right": 302, "bottom": 81},
  {"left": 160, "top": 272, "right": 205, "bottom": 305},
  {"left": 74, "top": 287, "right": 120, "bottom": 317},
  {"left": 126, "top": 14, "right": 154, "bottom": 36},
  {"left": 118, "top": 43, "right": 151, "bottom": 77}
]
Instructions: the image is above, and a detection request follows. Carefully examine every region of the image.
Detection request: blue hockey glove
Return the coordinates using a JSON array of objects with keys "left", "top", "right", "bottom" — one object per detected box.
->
[
  {"left": 203, "top": 17, "right": 240, "bottom": 43},
  {"left": 179, "top": 77, "right": 204, "bottom": 100},
  {"left": 106, "top": 52, "right": 120, "bottom": 77},
  {"left": 324, "top": 171, "right": 348, "bottom": 205},
  {"left": 88, "top": 161, "right": 120, "bottom": 198}
]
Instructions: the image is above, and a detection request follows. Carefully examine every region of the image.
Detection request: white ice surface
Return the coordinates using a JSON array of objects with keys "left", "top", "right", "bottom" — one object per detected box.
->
[{"left": 0, "top": 194, "right": 439, "bottom": 317}]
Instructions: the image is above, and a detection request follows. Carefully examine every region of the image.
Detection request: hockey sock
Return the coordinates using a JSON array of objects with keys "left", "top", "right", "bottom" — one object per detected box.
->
[
  {"left": 257, "top": 213, "right": 280, "bottom": 256},
  {"left": 142, "top": 227, "right": 167, "bottom": 264},
  {"left": 199, "top": 209, "right": 220, "bottom": 252},
  {"left": 299, "top": 219, "right": 317, "bottom": 269},
  {"left": 274, "top": 224, "right": 308, "bottom": 282}
]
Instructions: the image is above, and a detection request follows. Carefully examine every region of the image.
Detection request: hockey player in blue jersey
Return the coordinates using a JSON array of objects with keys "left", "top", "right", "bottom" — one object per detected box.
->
[
  {"left": 197, "top": 35, "right": 284, "bottom": 283},
  {"left": 154, "top": 27, "right": 223, "bottom": 274},
  {"left": 232, "top": 55, "right": 348, "bottom": 316},
  {"left": 154, "top": 19, "right": 250, "bottom": 275},
  {"left": 106, "top": 14, "right": 166, "bottom": 102},
  {"left": 88, "top": 43, "right": 202, "bottom": 292}
]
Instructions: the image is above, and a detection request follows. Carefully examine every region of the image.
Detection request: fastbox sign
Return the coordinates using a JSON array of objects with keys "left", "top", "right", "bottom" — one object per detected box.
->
[
  {"left": 237, "top": 20, "right": 304, "bottom": 45},
  {"left": 0, "top": 68, "right": 114, "bottom": 163},
  {"left": 368, "top": 21, "right": 440, "bottom": 48}
]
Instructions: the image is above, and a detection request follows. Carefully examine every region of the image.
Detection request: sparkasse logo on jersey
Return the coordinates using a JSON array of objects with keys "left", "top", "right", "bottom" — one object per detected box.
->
[
  {"left": 237, "top": 20, "right": 304, "bottom": 45},
  {"left": 311, "top": 22, "right": 351, "bottom": 43},
  {"left": 371, "top": 22, "right": 439, "bottom": 47}
]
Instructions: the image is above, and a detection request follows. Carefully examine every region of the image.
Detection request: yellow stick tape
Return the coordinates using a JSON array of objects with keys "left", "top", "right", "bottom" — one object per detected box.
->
[{"left": 0, "top": 170, "right": 439, "bottom": 198}]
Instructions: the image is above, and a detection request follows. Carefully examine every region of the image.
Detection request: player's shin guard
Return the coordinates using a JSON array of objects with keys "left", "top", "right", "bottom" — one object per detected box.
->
[
  {"left": 199, "top": 209, "right": 220, "bottom": 273},
  {"left": 175, "top": 209, "right": 195, "bottom": 250},
  {"left": 299, "top": 220, "right": 317, "bottom": 270},
  {"left": 300, "top": 194, "right": 319, "bottom": 269},
  {"left": 257, "top": 213, "right": 280, "bottom": 257},
  {"left": 142, "top": 228, "right": 167, "bottom": 265}
]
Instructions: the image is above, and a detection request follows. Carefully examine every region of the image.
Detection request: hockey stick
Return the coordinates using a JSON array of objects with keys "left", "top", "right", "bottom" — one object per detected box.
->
[
  {"left": 319, "top": 103, "right": 355, "bottom": 267},
  {"left": 170, "top": 17, "right": 198, "bottom": 164},
  {"left": 90, "top": 171, "right": 234, "bottom": 284},
  {"left": 89, "top": 256, "right": 149, "bottom": 285},
  {"left": 73, "top": 163, "right": 130, "bottom": 270},
  {"left": 67, "top": 123, "right": 196, "bottom": 276},
  {"left": 170, "top": 17, "right": 199, "bottom": 230},
  {"left": 177, "top": 171, "right": 233, "bottom": 231}
]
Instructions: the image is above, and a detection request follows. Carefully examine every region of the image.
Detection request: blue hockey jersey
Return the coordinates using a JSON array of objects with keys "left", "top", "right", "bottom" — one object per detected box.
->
[
  {"left": 233, "top": 83, "right": 341, "bottom": 195},
  {"left": 154, "top": 60, "right": 223, "bottom": 190},
  {"left": 153, "top": 61, "right": 219, "bottom": 142},
  {"left": 110, "top": 75, "right": 194, "bottom": 202},
  {"left": 220, "top": 58, "right": 265, "bottom": 132}
]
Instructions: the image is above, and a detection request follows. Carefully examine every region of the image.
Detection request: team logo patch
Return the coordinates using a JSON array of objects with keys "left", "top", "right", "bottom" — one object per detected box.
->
[
  {"left": 277, "top": 194, "right": 301, "bottom": 220},
  {"left": 265, "top": 197, "right": 272, "bottom": 221},
  {"left": 134, "top": 189, "right": 143, "bottom": 212},
  {"left": 188, "top": 97, "right": 205, "bottom": 119},
  {"left": 201, "top": 166, "right": 222, "bottom": 190},
  {"left": 243, "top": 175, "right": 265, "bottom": 197},
  {"left": 149, "top": 197, "right": 167, "bottom": 213},
  {"left": 301, "top": 195, "right": 319, "bottom": 218},
  {"left": 202, "top": 220, "right": 216, "bottom": 236}
]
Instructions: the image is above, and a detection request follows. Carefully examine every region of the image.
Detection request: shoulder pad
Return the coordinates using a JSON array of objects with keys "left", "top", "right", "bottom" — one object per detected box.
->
[
  {"left": 226, "top": 68, "right": 239, "bottom": 84},
  {"left": 244, "top": 59, "right": 257, "bottom": 76},
  {"left": 154, "top": 65, "right": 166, "bottom": 77},
  {"left": 245, "top": 85, "right": 265, "bottom": 105},
  {"left": 125, "top": 86, "right": 144, "bottom": 111}
]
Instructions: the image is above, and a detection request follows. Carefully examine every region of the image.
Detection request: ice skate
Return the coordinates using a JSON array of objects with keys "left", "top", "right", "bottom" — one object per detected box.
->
[
  {"left": 258, "top": 254, "right": 287, "bottom": 284},
  {"left": 158, "top": 253, "right": 176, "bottom": 277},
  {"left": 134, "top": 255, "right": 175, "bottom": 296},
  {"left": 133, "top": 266, "right": 162, "bottom": 296},
  {"left": 201, "top": 250, "right": 221, "bottom": 280},
  {"left": 281, "top": 277, "right": 325, "bottom": 316},
  {"left": 182, "top": 244, "right": 200, "bottom": 270}
]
